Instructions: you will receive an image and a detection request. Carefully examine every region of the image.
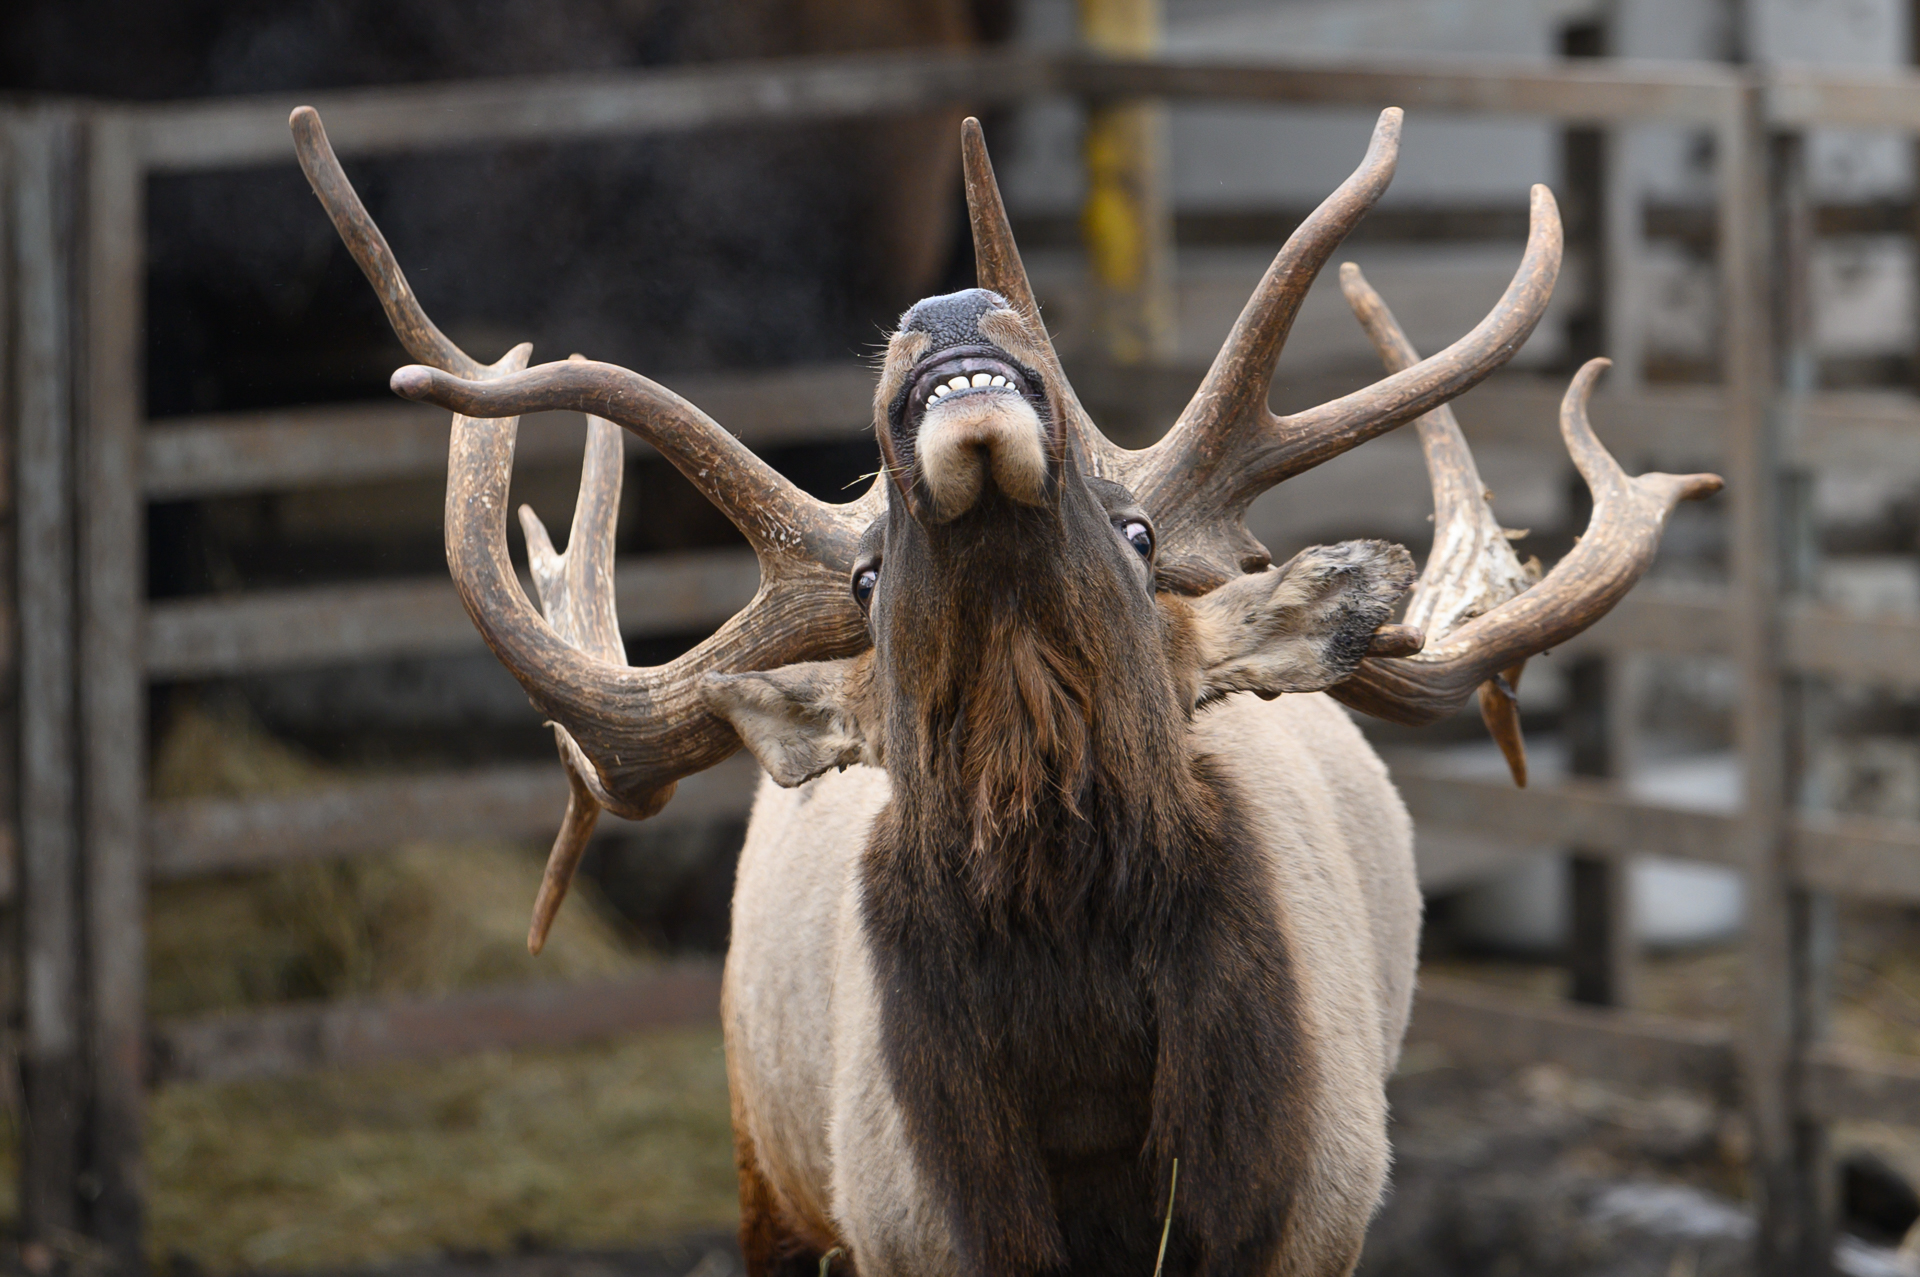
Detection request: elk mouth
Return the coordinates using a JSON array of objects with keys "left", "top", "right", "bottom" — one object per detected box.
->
[
  {"left": 891, "top": 344, "right": 1054, "bottom": 522},
  {"left": 900, "top": 346, "right": 1044, "bottom": 437}
]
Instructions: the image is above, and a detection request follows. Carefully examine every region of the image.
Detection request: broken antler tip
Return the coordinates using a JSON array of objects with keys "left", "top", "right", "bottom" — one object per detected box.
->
[{"left": 390, "top": 364, "right": 436, "bottom": 400}]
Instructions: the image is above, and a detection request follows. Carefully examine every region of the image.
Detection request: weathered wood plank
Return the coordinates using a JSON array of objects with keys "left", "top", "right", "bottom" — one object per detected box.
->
[
  {"left": 145, "top": 548, "right": 759, "bottom": 678},
  {"left": 1559, "top": 582, "right": 1730, "bottom": 660},
  {"left": 1767, "top": 68, "right": 1920, "bottom": 131},
  {"left": 79, "top": 111, "right": 150, "bottom": 1267},
  {"left": 147, "top": 751, "right": 760, "bottom": 879},
  {"left": 11, "top": 105, "right": 86, "bottom": 1248},
  {"left": 1063, "top": 53, "right": 1741, "bottom": 125},
  {"left": 151, "top": 961, "right": 726, "bottom": 1085},
  {"left": 143, "top": 364, "right": 877, "bottom": 499},
  {"left": 135, "top": 50, "right": 1053, "bottom": 171},
  {"left": 1393, "top": 764, "right": 1743, "bottom": 867},
  {"left": 1804, "top": 1042, "right": 1920, "bottom": 1126},
  {"left": 1793, "top": 812, "right": 1920, "bottom": 904},
  {"left": 1408, "top": 976, "right": 1738, "bottom": 1099},
  {"left": 140, "top": 371, "right": 1920, "bottom": 503}
]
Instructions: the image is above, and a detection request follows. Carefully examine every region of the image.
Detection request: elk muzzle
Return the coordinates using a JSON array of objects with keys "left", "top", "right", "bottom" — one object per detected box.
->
[{"left": 881, "top": 290, "right": 1057, "bottom": 523}]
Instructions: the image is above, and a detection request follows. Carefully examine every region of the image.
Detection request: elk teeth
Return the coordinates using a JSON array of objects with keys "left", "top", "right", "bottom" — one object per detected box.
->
[
  {"left": 947, "top": 376, "right": 970, "bottom": 391},
  {"left": 991, "top": 375, "right": 1007, "bottom": 386},
  {"left": 970, "top": 372, "right": 991, "bottom": 387},
  {"left": 933, "top": 384, "right": 951, "bottom": 398}
]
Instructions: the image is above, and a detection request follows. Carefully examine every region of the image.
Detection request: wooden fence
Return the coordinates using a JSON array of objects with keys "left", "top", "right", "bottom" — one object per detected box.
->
[{"left": 10, "top": 44, "right": 1920, "bottom": 1274}]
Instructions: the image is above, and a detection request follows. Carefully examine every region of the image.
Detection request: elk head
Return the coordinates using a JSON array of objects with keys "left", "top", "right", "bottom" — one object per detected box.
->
[{"left": 289, "top": 104, "right": 1719, "bottom": 950}]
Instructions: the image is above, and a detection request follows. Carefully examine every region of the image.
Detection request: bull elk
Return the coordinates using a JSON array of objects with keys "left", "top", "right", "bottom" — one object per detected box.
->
[{"left": 292, "top": 104, "right": 1719, "bottom": 1276}]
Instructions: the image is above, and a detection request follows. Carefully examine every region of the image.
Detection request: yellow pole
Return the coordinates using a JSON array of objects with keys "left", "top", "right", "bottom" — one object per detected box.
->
[{"left": 1079, "top": 0, "right": 1175, "bottom": 364}]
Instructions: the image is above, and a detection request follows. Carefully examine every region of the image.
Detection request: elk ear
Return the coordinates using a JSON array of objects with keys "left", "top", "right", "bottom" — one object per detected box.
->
[
  {"left": 701, "top": 657, "right": 874, "bottom": 787},
  {"left": 1189, "top": 540, "right": 1418, "bottom": 705}
]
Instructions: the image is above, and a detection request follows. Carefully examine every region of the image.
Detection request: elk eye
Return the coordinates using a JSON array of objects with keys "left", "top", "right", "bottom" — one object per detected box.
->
[
  {"left": 853, "top": 567, "right": 879, "bottom": 608},
  {"left": 1122, "top": 520, "right": 1153, "bottom": 559}
]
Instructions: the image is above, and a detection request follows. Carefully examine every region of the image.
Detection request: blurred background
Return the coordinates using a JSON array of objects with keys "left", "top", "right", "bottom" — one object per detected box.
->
[{"left": 10, "top": 0, "right": 1920, "bottom": 1274}]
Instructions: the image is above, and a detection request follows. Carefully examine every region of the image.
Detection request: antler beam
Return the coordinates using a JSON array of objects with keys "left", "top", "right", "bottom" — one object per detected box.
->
[
  {"left": 1330, "top": 348, "right": 1723, "bottom": 732},
  {"left": 292, "top": 106, "right": 883, "bottom": 948}
]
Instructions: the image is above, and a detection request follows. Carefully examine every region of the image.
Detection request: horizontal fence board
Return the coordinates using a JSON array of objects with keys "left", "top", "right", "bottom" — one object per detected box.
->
[
  {"left": 151, "top": 961, "right": 725, "bottom": 1085},
  {"left": 1395, "top": 765, "right": 1744, "bottom": 866},
  {"left": 1417, "top": 977, "right": 1920, "bottom": 1124},
  {"left": 1786, "top": 603, "right": 1920, "bottom": 690},
  {"left": 1063, "top": 55, "right": 1740, "bottom": 125},
  {"left": 134, "top": 50, "right": 1052, "bottom": 171},
  {"left": 144, "top": 365, "right": 877, "bottom": 499},
  {"left": 1562, "top": 583, "right": 1731, "bottom": 660},
  {"left": 146, "top": 954, "right": 1920, "bottom": 1106},
  {"left": 1402, "top": 760, "right": 1920, "bottom": 905},
  {"left": 1805, "top": 1042, "right": 1920, "bottom": 1126},
  {"left": 145, "top": 548, "right": 758, "bottom": 678},
  {"left": 1794, "top": 813, "right": 1920, "bottom": 904},
  {"left": 1768, "top": 69, "right": 1920, "bottom": 131},
  {"left": 1409, "top": 976, "right": 1739, "bottom": 1098},
  {"left": 148, "top": 751, "right": 761, "bottom": 879},
  {"left": 144, "top": 372, "right": 1920, "bottom": 505}
]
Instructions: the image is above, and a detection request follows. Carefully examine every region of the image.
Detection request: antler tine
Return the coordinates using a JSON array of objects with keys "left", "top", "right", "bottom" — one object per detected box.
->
[
  {"left": 960, "top": 118, "right": 1118, "bottom": 473},
  {"left": 1131, "top": 180, "right": 1561, "bottom": 594},
  {"left": 396, "top": 361, "right": 871, "bottom": 568},
  {"left": 1258, "top": 185, "right": 1562, "bottom": 488},
  {"left": 292, "top": 105, "right": 881, "bottom": 846},
  {"left": 1331, "top": 357, "right": 1722, "bottom": 728},
  {"left": 443, "top": 382, "right": 873, "bottom": 819},
  {"left": 290, "top": 107, "right": 488, "bottom": 380},
  {"left": 1341, "top": 264, "right": 1539, "bottom": 785},
  {"left": 518, "top": 385, "right": 628, "bottom": 954},
  {"left": 1127, "top": 110, "right": 1401, "bottom": 491},
  {"left": 962, "top": 117, "right": 1046, "bottom": 342}
]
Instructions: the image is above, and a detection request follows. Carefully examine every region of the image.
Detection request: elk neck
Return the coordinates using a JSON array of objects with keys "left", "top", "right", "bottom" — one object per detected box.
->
[{"left": 865, "top": 449, "right": 1223, "bottom": 921}]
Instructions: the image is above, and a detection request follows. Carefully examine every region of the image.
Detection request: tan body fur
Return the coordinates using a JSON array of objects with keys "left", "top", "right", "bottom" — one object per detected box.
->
[{"left": 724, "top": 690, "right": 1419, "bottom": 1276}]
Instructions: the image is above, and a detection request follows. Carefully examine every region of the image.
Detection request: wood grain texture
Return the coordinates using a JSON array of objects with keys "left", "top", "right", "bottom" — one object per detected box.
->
[
  {"left": 151, "top": 963, "right": 725, "bottom": 1085},
  {"left": 11, "top": 105, "right": 85, "bottom": 1249},
  {"left": 80, "top": 111, "right": 150, "bottom": 1270},
  {"left": 144, "top": 549, "right": 758, "bottom": 679}
]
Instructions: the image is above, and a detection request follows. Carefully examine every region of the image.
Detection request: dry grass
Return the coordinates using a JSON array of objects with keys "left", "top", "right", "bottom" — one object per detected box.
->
[
  {"left": 0, "top": 702, "right": 741, "bottom": 1272},
  {"left": 147, "top": 1026, "right": 739, "bottom": 1273},
  {"left": 148, "top": 703, "right": 646, "bottom": 1018}
]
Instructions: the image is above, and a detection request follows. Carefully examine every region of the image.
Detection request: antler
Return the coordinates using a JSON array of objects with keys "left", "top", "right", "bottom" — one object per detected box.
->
[
  {"left": 292, "top": 107, "right": 881, "bottom": 947},
  {"left": 1339, "top": 266, "right": 1539, "bottom": 785},
  {"left": 961, "top": 106, "right": 1565, "bottom": 595},
  {"left": 1327, "top": 268, "right": 1723, "bottom": 753},
  {"left": 951, "top": 112, "right": 1714, "bottom": 778}
]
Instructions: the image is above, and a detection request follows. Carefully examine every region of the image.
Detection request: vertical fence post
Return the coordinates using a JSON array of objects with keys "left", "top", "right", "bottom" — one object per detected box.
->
[
  {"left": 11, "top": 107, "right": 86, "bottom": 1266},
  {"left": 1559, "top": 52, "right": 1637, "bottom": 1006},
  {"left": 1566, "top": 654, "right": 1636, "bottom": 1007},
  {"left": 79, "top": 109, "right": 149, "bottom": 1274},
  {"left": 1730, "top": 85, "right": 1834, "bottom": 1275},
  {"left": 1602, "top": 126, "right": 1646, "bottom": 392},
  {"left": 1079, "top": 0, "right": 1175, "bottom": 365}
]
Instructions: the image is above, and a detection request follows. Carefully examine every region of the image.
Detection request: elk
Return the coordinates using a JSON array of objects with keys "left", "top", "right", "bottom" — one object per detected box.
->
[{"left": 292, "top": 104, "right": 1719, "bottom": 1277}]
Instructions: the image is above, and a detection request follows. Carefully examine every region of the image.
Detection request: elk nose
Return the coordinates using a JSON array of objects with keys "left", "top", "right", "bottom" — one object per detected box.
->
[{"left": 916, "top": 383, "right": 1049, "bottom": 521}]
